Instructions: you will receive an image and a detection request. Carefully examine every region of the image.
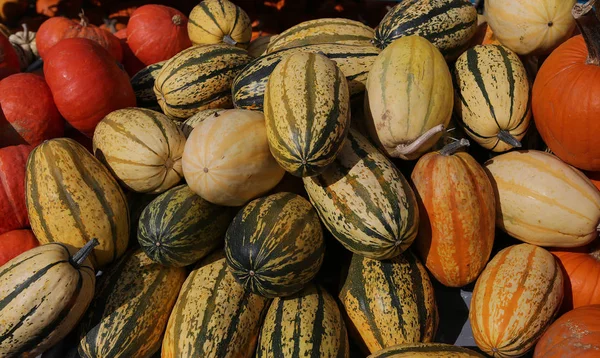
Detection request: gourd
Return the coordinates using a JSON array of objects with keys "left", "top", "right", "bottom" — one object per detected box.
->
[
  {"left": 180, "top": 108, "right": 226, "bottom": 138},
  {"left": 188, "top": 0, "right": 252, "bottom": 48},
  {"left": 130, "top": 61, "right": 165, "bottom": 111},
  {"left": 0, "top": 144, "right": 32, "bottom": 235},
  {"left": 369, "top": 343, "right": 485, "bottom": 358},
  {"left": 0, "top": 229, "right": 39, "bottom": 266}
]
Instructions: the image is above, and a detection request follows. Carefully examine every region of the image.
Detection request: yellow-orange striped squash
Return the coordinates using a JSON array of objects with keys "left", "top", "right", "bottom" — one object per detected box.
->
[
  {"left": 181, "top": 109, "right": 285, "bottom": 206},
  {"left": 484, "top": 150, "right": 600, "bottom": 247},
  {"left": 187, "top": 0, "right": 252, "bottom": 48},
  {"left": 25, "top": 138, "right": 129, "bottom": 268},
  {"left": 368, "top": 343, "right": 485, "bottom": 357},
  {"left": 470, "top": 244, "right": 563, "bottom": 357},
  {"left": 411, "top": 140, "right": 495, "bottom": 287},
  {"left": 365, "top": 35, "right": 453, "bottom": 160}
]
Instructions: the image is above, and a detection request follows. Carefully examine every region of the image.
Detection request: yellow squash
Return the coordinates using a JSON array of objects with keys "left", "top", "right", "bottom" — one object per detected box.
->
[{"left": 187, "top": 0, "right": 252, "bottom": 48}]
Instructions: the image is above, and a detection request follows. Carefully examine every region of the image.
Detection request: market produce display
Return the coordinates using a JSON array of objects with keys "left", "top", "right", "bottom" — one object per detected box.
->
[{"left": 1, "top": 0, "right": 600, "bottom": 357}]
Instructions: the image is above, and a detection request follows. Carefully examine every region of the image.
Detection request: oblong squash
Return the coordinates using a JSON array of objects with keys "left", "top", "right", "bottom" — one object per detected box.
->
[
  {"left": 339, "top": 251, "right": 438, "bottom": 354},
  {"left": 25, "top": 138, "right": 129, "bottom": 268},
  {"left": 264, "top": 52, "right": 350, "bottom": 177},
  {"left": 93, "top": 108, "right": 186, "bottom": 194},
  {"left": 77, "top": 249, "right": 186, "bottom": 358},
  {"left": 368, "top": 343, "right": 485, "bottom": 358},
  {"left": 484, "top": 150, "right": 600, "bottom": 247},
  {"left": 180, "top": 108, "right": 226, "bottom": 138},
  {"left": 130, "top": 61, "right": 165, "bottom": 112},
  {"left": 453, "top": 45, "right": 531, "bottom": 152},
  {"left": 154, "top": 44, "right": 252, "bottom": 120},
  {"left": 162, "top": 255, "right": 270, "bottom": 358},
  {"left": 470, "top": 244, "right": 563, "bottom": 357},
  {"left": 0, "top": 240, "right": 96, "bottom": 358},
  {"left": 188, "top": 0, "right": 252, "bottom": 48},
  {"left": 256, "top": 284, "right": 349, "bottom": 357},
  {"left": 303, "top": 130, "right": 418, "bottom": 260},
  {"left": 365, "top": 35, "right": 453, "bottom": 160}
]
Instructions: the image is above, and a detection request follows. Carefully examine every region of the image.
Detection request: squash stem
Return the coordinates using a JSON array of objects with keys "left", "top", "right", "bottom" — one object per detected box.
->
[
  {"left": 71, "top": 238, "right": 99, "bottom": 268},
  {"left": 440, "top": 138, "right": 470, "bottom": 156},
  {"left": 573, "top": 0, "right": 600, "bottom": 65},
  {"left": 392, "top": 124, "right": 445, "bottom": 159},
  {"left": 79, "top": 10, "right": 89, "bottom": 27},
  {"left": 223, "top": 35, "right": 238, "bottom": 46},
  {"left": 497, "top": 130, "right": 522, "bottom": 148}
]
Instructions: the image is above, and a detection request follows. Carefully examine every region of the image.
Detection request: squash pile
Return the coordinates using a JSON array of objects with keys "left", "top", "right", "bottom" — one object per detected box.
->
[{"left": 2, "top": 0, "right": 600, "bottom": 357}]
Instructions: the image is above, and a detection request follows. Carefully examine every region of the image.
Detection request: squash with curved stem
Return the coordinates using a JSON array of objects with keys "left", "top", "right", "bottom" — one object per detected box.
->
[{"left": 187, "top": 0, "right": 252, "bottom": 48}]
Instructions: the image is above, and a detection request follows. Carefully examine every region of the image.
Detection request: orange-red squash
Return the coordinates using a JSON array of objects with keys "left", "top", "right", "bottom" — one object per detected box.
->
[
  {"left": 0, "top": 32, "right": 20, "bottom": 74},
  {"left": 0, "top": 145, "right": 32, "bottom": 235},
  {"left": 114, "top": 28, "right": 145, "bottom": 77},
  {"left": 0, "top": 229, "right": 39, "bottom": 266}
]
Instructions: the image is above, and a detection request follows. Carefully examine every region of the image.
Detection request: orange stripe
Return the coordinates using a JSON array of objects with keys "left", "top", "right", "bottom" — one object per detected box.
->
[{"left": 479, "top": 248, "right": 511, "bottom": 345}]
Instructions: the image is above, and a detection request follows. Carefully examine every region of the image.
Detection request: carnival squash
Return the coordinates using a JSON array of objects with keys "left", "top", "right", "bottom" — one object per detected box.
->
[
  {"left": 130, "top": 61, "right": 165, "bottom": 111},
  {"left": 188, "top": 0, "right": 252, "bottom": 48},
  {"left": 369, "top": 343, "right": 485, "bottom": 358},
  {"left": 0, "top": 144, "right": 31, "bottom": 235},
  {"left": 247, "top": 34, "right": 274, "bottom": 58},
  {"left": 180, "top": 108, "right": 225, "bottom": 138},
  {"left": 0, "top": 229, "right": 39, "bottom": 266}
]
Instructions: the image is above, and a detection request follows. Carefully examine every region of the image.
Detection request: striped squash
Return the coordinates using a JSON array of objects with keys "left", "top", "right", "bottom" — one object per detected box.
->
[
  {"left": 248, "top": 35, "right": 275, "bottom": 58},
  {"left": 187, "top": 0, "right": 252, "bottom": 48},
  {"left": 303, "top": 130, "right": 418, "bottom": 260},
  {"left": 154, "top": 44, "right": 252, "bottom": 120},
  {"left": 453, "top": 45, "right": 531, "bottom": 152},
  {"left": 256, "top": 284, "right": 349, "bottom": 357},
  {"left": 264, "top": 52, "right": 350, "bottom": 177},
  {"left": 266, "top": 18, "right": 374, "bottom": 54},
  {"left": 0, "top": 240, "right": 97, "bottom": 358},
  {"left": 137, "top": 184, "right": 235, "bottom": 267},
  {"left": 411, "top": 140, "right": 495, "bottom": 287},
  {"left": 485, "top": 150, "right": 600, "bottom": 247},
  {"left": 77, "top": 249, "right": 186, "bottom": 358},
  {"left": 130, "top": 61, "right": 165, "bottom": 112},
  {"left": 470, "top": 244, "right": 563, "bottom": 357},
  {"left": 225, "top": 192, "right": 325, "bottom": 298},
  {"left": 25, "top": 138, "right": 129, "bottom": 268},
  {"left": 163, "top": 255, "right": 270, "bottom": 358},
  {"left": 339, "top": 251, "right": 438, "bottom": 354},
  {"left": 373, "top": 0, "right": 478, "bottom": 60},
  {"left": 180, "top": 108, "right": 226, "bottom": 138},
  {"left": 232, "top": 43, "right": 380, "bottom": 112},
  {"left": 93, "top": 108, "right": 186, "bottom": 194},
  {"left": 365, "top": 35, "right": 453, "bottom": 160},
  {"left": 369, "top": 343, "right": 485, "bottom": 357}
]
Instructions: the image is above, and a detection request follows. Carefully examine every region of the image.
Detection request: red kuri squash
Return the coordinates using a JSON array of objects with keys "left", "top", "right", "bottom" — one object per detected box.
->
[
  {"left": 126, "top": 5, "right": 192, "bottom": 66},
  {"left": 114, "top": 28, "right": 144, "bottom": 76},
  {"left": 0, "top": 229, "right": 39, "bottom": 266},
  {"left": 0, "top": 145, "right": 32, "bottom": 235},
  {"left": 43, "top": 38, "right": 136, "bottom": 137}
]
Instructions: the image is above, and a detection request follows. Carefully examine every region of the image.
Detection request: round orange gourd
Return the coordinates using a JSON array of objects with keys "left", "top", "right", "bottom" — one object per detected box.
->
[{"left": 0, "top": 229, "right": 39, "bottom": 266}]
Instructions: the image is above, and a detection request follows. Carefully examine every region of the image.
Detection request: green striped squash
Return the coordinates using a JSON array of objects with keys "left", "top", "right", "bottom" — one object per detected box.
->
[
  {"left": 77, "top": 249, "right": 186, "bottom": 358},
  {"left": 453, "top": 44, "right": 531, "bottom": 152},
  {"left": 303, "top": 130, "right": 418, "bottom": 260},
  {"left": 232, "top": 43, "right": 380, "bottom": 111},
  {"left": 248, "top": 35, "right": 275, "bottom": 58},
  {"left": 339, "top": 251, "right": 438, "bottom": 354},
  {"left": 368, "top": 343, "right": 485, "bottom": 358},
  {"left": 373, "top": 0, "right": 478, "bottom": 60},
  {"left": 0, "top": 240, "right": 97, "bottom": 358},
  {"left": 180, "top": 108, "right": 226, "bottom": 138},
  {"left": 264, "top": 52, "right": 350, "bottom": 177},
  {"left": 188, "top": 0, "right": 252, "bottom": 48},
  {"left": 257, "top": 284, "right": 349, "bottom": 357},
  {"left": 162, "top": 254, "right": 270, "bottom": 358},
  {"left": 25, "top": 138, "right": 129, "bottom": 268},
  {"left": 154, "top": 44, "right": 252, "bottom": 120},
  {"left": 266, "top": 18, "right": 374, "bottom": 54},
  {"left": 130, "top": 61, "right": 165, "bottom": 112},
  {"left": 225, "top": 192, "right": 325, "bottom": 298},
  {"left": 137, "top": 184, "right": 235, "bottom": 267}
]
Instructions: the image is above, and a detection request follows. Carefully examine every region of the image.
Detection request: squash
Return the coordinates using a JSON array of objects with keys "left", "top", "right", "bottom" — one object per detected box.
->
[
  {"left": 534, "top": 304, "right": 600, "bottom": 357},
  {"left": 162, "top": 255, "right": 270, "bottom": 358},
  {"left": 180, "top": 108, "right": 226, "bottom": 138},
  {"left": 532, "top": 1, "right": 600, "bottom": 171},
  {"left": 188, "top": 0, "right": 252, "bottom": 48},
  {"left": 0, "top": 0, "right": 28, "bottom": 24},
  {"left": 0, "top": 73, "right": 64, "bottom": 147},
  {"left": 484, "top": 0, "right": 576, "bottom": 55},
  {"left": 373, "top": 0, "right": 478, "bottom": 60},
  {"left": 266, "top": 18, "right": 374, "bottom": 54},
  {"left": 182, "top": 109, "right": 285, "bottom": 207},
  {"left": 36, "top": 0, "right": 82, "bottom": 18},
  {"left": 339, "top": 251, "right": 438, "bottom": 354},
  {"left": 0, "top": 229, "right": 39, "bottom": 266},
  {"left": 470, "top": 244, "right": 563, "bottom": 357},
  {"left": 154, "top": 44, "right": 252, "bottom": 121},
  {"left": 225, "top": 192, "right": 325, "bottom": 298},
  {"left": 303, "top": 130, "right": 418, "bottom": 260},
  {"left": 25, "top": 138, "right": 130, "bottom": 268},
  {"left": 130, "top": 61, "right": 165, "bottom": 112},
  {"left": 36, "top": 14, "right": 123, "bottom": 61},
  {"left": 0, "top": 239, "right": 97, "bottom": 357},
  {"left": 43, "top": 38, "right": 136, "bottom": 137},
  {"left": 247, "top": 34, "right": 275, "bottom": 58},
  {"left": 256, "top": 284, "right": 349, "bottom": 357},
  {"left": 369, "top": 343, "right": 485, "bottom": 358},
  {"left": 93, "top": 108, "right": 186, "bottom": 194},
  {"left": 114, "top": 28, "right": 145, "bottom": 77},
  {"left": 77, "top": 249, "right": 186, "bottom": 358},
  {"left": 365, "top": 35, "right": 453, "bottom": 160},
  {"left": 484, "top": 150, "right": 600, "bottom": 247},
  {"left": 411, "top": 140, "right": 495, "bottom": 287},
  {"left": 264, "top": 52, "right": 350, "bottom": 177},
  {"left": 126, "top": 5, "right": 192, "bottom": 66},
  {"left": 453, "top": 45, "right": 531, "bottom": 152},
  {"left": 0, "top": 144, "right": 31, "bottom": 235}
]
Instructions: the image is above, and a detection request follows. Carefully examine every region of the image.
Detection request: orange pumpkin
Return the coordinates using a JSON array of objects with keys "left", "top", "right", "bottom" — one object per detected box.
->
[
  {"left": 411, "top": 140, "right": 496, "bottom": 287},
  {"left": 534, "top": 304, "right": 600, "bottom": 357}
]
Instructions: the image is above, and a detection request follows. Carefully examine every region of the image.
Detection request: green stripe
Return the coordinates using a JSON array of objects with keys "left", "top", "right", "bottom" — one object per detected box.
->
[
  {"left": 425, "top": 17, "right": 476, "bottom": 41},
  {"left": 163, "top": 89, "right": 232, "bottom": 110},
  {"left": 26, "top": 146, "right": 55, "bottom": 244},
  {"left": 496, "top": 45, "right": 516, "bottom": 126},
  {"left": 0, "top": 251, "right": 44, "bottom": 279},
  {"left": 194, "top": 262, "right": 228, "bottom": 356},
  {"left": 310, "top": 285, "right": 326, "bottom": 358},
  {"left": 188, "top": 17, "right": 221, "bottom": 38},
  {"left": 270, "top": 297, "right": 285, "bottom": 358},
  {"left": 171, "top": 269, "right": 195, "bottom": 358},
  {"left": 101, "top": 118, "right": 162, "bottom": 158},
  {"left": 198, "top": 1, "right": 225, "bottom": 35},
  {"left": 378, "top": 344, "right": 482, "bottom": 356},
  {"left": 230, "top": 4, "right": 241, "bottom": 36},
  {"left": 215, "top": 289, "right": 253, "bottom": 356},
  {"left": 292, "top": 295, "right": 302, "bottom": 356},
  {"left": 405, "top": 251, "right": 428, "bottom": 340},
  {"left": 274, "top": 56, "right": 304, "bottom": 160},
  {"left": 380, "top": 258, "right": 408, "bottom": 339},
  {"left": 0, "top": 261, "right": 66, "bottom": 311},
  {"left": 302, "top": 53, "right": 317, "bottom": 161},
  {"left": 273, "top": 19, "right": 371, "bottom": 48},
  {"left": 141, "top": 109, "right": 172, "bottom": 158},
  {"left": 164, "top": 63, "right": 248, "bottom": 96},
  {"left": 467, "top": 48, "right": 501, "bottom": 129}
]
